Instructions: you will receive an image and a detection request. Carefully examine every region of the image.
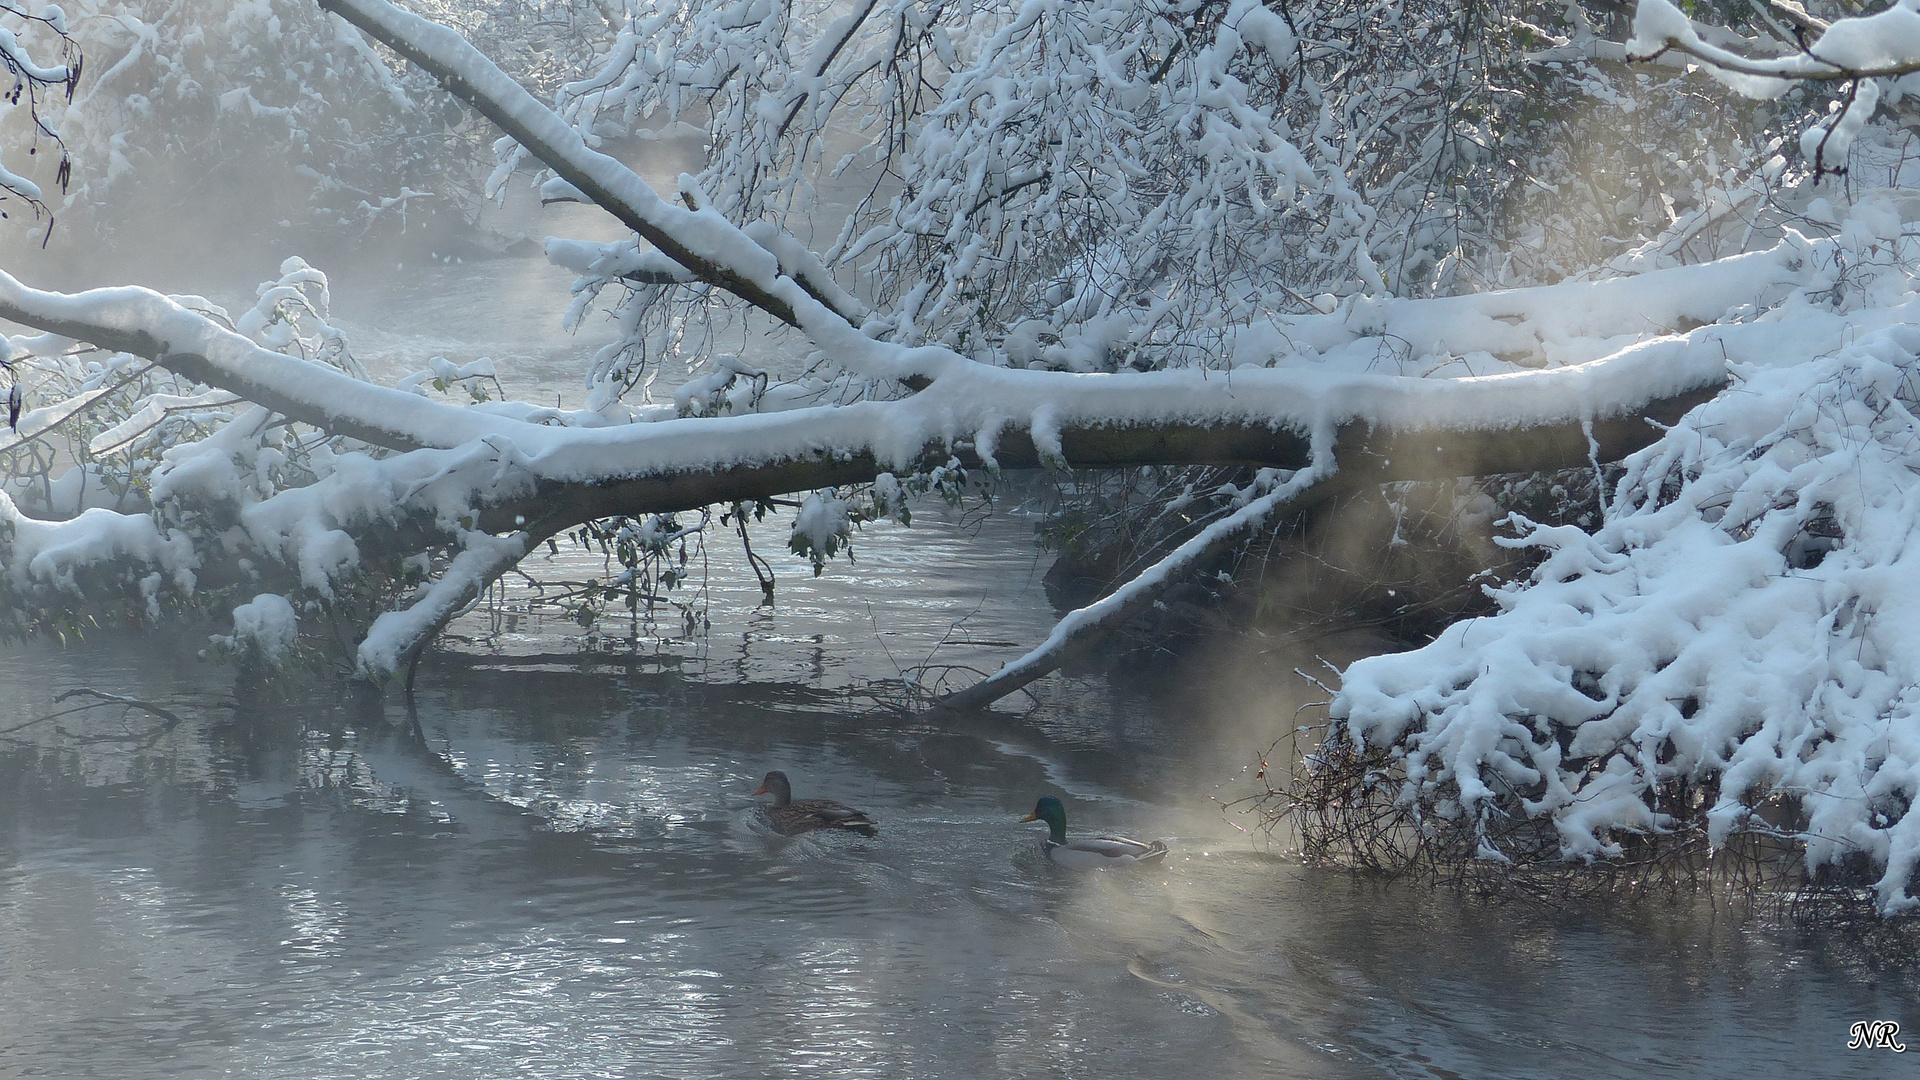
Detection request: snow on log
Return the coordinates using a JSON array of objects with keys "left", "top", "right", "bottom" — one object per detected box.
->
[{"left": 0, "top": 264, "right": 1739, "bottom": 535}]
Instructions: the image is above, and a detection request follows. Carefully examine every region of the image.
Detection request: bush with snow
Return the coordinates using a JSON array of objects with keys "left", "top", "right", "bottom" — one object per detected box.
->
[
  {"left": 1332, "top": 312, "right": 1920, "bottom": 912},
  {"left": 217, "top": 591, "right": 300, "bottom": 664}
]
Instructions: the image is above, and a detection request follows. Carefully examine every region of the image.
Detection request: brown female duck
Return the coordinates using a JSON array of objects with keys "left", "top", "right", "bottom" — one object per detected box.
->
[{"left": 749, "top": 771, "right": 878, "bottom": 837}]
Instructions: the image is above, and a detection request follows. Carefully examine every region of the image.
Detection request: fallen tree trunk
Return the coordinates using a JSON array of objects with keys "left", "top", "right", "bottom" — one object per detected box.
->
[
  {"left": 0, "top": 267, "right": 1726, "bottom": 547},
  {"left": 0, "top": 0, "right": 1746, "bottom": 692},
  {"left": 478, "top": 380, "right": 1722, "bottom": 529}
]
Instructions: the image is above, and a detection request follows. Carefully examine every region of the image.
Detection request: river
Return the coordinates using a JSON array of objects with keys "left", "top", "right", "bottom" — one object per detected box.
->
[{"left": 0, "top": 498, "right": 1911, "bottom": 1079}]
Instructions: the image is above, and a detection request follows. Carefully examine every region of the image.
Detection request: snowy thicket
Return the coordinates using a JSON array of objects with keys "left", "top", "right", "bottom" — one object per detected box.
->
[
  {"left": 1335, "top": 232, "right": 1920, "bottom": 910},
  {"left": 3, "top": 0, "right": 1920, "bottom": 902},
  {"left": 5, "top": 1, "right": 592, "bottom": 249},
  {"left": 1309, "top": 0, "right": 1920, "bottom": 910},
  {"left": 523, "top": 0, "right": 1811, "bottom": 396}
]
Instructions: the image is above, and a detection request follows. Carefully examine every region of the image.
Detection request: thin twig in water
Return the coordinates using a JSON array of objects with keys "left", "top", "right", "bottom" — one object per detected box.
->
[{"left": 0, "top": 688, "right": 190, "bottom": 744}]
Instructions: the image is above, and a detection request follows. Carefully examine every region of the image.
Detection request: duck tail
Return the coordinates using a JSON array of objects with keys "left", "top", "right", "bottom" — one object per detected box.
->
[{"left": 1141, "top": 841, "right": 1170, "bottom": 864}]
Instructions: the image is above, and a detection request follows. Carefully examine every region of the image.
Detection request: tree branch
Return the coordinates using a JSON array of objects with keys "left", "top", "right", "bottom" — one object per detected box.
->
[
  {"left": 920, "top": 467, "right": 1338, "bottom": 715},
  {"left": 316, "top": 0, "right": 867, "bottom": 331}
]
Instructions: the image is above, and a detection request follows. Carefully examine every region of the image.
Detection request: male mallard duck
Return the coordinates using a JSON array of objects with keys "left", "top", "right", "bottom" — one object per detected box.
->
[
  {"left": 750, "top": 771, "right": 878, "bottom": 837},
  {"left": 1021, "top": 795, "right": 1168, "bottom": 868}
]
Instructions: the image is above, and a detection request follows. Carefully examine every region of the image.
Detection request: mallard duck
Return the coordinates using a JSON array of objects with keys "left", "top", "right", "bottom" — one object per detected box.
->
[
  {"left": 750, "top": 771, "right": 878, "bottom": 837},
  {"left": 1021, "top": 795, "right": 1168, "bottom": 869}
]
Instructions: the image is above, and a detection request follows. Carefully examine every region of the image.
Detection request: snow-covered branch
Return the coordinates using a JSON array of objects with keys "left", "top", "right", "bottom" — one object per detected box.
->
[
  {"left": 0, "top": 267, "right": 1739, "bottom": 515},
  {"left": 927, "top": 464, "right": 1336, "bottom": 714},
  {"left": 315, "top": 0, "right": 870, "bottom": 337},
  {"left": 0, "top": 2, "right": 78, "bottom": 232},
  {"left": 0, "top": 225, "right": 1757, "bottom": 684},
  {"left": 1629, "top": 0, "right": 1920, "bottom": 85},
  {"left": 1624, "top": 0, "right": 1920, "bottom": 172}
]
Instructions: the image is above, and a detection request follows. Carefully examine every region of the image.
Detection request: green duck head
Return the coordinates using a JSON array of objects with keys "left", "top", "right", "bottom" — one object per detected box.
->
[
  {"left": 751, "top": 771, "right": 793, "bottom": 807},
  {"left": 1021, "top": 796, "right": 1068, "bottom": 845}
]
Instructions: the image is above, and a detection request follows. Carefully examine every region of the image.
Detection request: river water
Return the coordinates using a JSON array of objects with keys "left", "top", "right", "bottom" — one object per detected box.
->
[
  {"left": 0, "top": 499, "right": 1913, "bottom": 1079},
  {"left": 3, "top": 183, "right": 1914, "bottom": 1078}
]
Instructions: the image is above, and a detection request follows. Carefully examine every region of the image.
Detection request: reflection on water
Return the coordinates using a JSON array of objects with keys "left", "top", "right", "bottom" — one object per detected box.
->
[
  {"left": 1, "top": 616, "right": 1912, "bottom": 1080},
  {"left": 436, "top": 491, "right": 1068, "bottom": 699}
]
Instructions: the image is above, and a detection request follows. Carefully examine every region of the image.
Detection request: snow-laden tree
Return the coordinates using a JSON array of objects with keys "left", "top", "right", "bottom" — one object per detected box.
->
[
  {"left": 0, "top": 3, "right": 80, "bottom": 239},
  {"left": 0, "top": 0, "right": 1918, "bottom": 904},
  {"left": 522, "top": 0, "right": 1814, "bottom": 394},
  {"left": 1274, "top": 0, "right": 1920, "bottom": 913},
  {"left": 512, "top": 0, "right": 1815, "bottom": 624},
  {"left": 7, "top": 1, "right": 599, "bottom": 255}
]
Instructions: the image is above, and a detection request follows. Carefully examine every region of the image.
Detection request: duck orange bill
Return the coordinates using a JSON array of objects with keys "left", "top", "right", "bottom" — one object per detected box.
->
[
  {"left": 1019, "top": 812, "right": 1039, "bottom": 822},
  {"left": 750, "top": 785, "right": 769, "bottom": 796}
]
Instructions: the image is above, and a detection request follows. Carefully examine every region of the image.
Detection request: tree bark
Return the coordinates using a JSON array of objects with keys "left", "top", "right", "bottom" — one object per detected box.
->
[{"left": 474, "top": 380, "right": 1722, "bottom": 530}]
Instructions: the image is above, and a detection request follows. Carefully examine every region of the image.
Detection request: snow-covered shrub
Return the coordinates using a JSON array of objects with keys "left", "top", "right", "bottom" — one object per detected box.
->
[
  {"left": 0, "top": 255, "right": 471, "bottom": 661},
  {"left": 1325, "top": 319, "right": 1920, "bottom": 913},
  {"left": 213, "top": 591, "right": 300, "bottom": 666}
]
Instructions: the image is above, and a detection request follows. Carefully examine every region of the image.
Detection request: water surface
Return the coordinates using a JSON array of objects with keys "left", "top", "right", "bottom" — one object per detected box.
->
[{"left": 0, "top": 519, "right": 1909, "bottom": 1079}]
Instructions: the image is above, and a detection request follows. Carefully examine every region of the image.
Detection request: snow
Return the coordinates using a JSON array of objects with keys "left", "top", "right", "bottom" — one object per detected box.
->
[
  {"left": 0, "top": 491, "right": 197, "bottom": 605},
  {"left": 1232, "top": 1, "right": 1295, "bottom": 58},
  {"left": 225, "top": 592, "right": 298, "bottom": 661},
  {"left": 788, "top": 491, "right": 857, "bottom": 574},
  {"left": 1801, "top": 79, "right": 1881, "bottom": 171},
  {"left": 1335, "top": 321, "right": 1920, "bottom": 912}
]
